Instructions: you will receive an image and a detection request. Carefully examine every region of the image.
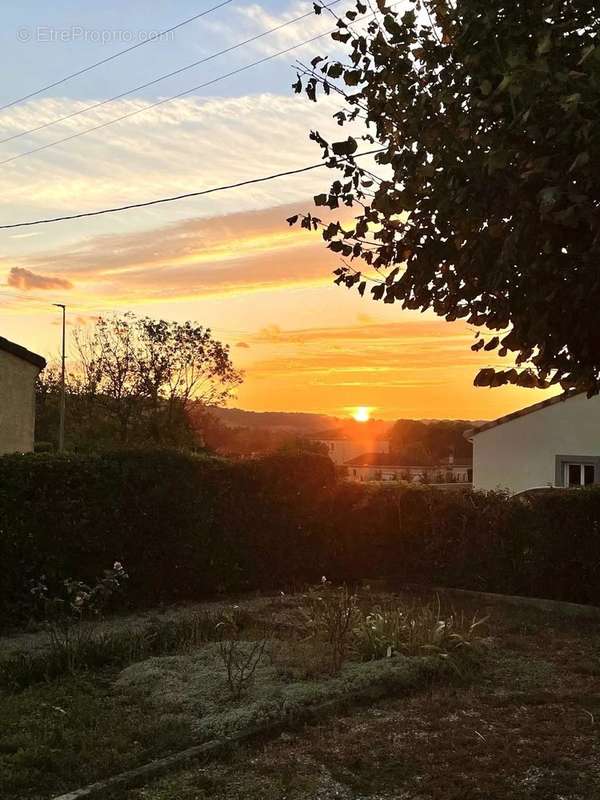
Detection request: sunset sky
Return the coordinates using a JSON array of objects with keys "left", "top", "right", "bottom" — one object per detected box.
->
[{"left": 0, "top": 1, "right": 556, "bottom": 420}]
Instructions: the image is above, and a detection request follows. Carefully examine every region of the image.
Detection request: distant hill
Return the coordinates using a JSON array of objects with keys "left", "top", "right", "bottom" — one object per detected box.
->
[
  {"left": 207, "top": 407, "right": 486, "bottom": 433},
  {"left": 207, "top": 407, "right": 340, "bottom": 432}
]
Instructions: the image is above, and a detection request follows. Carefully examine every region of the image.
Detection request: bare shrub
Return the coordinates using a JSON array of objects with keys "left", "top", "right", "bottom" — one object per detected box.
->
[
  {"left": 216, "top": 608, "right": 267, "bottom": 699},
  {"left": 303, "top": 580, "right": 358, "bottom": 674}
]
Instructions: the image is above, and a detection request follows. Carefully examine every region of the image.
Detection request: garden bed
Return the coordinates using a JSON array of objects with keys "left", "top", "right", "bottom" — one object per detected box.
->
[
  {"left": 0, "top": 588, "right": 479, "bottom": 800},
  {"left": 115, "top": 596, "right": 600, "bottom": 800}
]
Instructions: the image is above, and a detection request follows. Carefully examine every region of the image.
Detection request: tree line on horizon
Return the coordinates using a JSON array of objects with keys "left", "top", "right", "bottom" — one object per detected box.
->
[{"left": 35, "top": 312, "right": 472, "bottom": 464}]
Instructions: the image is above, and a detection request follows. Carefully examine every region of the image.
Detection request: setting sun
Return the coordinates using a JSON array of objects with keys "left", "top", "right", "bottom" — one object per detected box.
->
[{"left": 353, "top": 406, "right": 371, "bottom": 423}]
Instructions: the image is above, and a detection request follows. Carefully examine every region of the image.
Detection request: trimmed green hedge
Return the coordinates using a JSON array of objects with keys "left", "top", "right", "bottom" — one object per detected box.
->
[
  {"left": 0, "top": 451, "right": 334, "bottom": 621},
  {"left": 1, "top": 450, "right": 599, "bottom": 623},
  {"left": 323, "top": 483, "right": 600, "bottom": 604}
]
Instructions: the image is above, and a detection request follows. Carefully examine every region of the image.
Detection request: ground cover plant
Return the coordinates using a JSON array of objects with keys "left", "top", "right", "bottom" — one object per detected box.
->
[
  {"left": 0, "top": 587, "right": 485, "bottom": 800},
  {"left": 113, "top": 597, "right": 600, "bottom": 800}
]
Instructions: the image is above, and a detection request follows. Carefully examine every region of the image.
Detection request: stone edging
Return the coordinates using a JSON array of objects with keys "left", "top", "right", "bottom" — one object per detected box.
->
[{"left": 50, "top": 673, "right": 431, "bottom": 800}]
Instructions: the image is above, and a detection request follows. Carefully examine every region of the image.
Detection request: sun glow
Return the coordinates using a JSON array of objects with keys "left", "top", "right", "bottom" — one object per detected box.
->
[{"left": 353, "top": 406, "right": 371, "bottom": 423}]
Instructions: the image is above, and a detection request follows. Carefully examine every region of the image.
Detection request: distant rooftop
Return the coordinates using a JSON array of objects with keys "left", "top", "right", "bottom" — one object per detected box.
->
[{"left": 345, "top": 453, "right": 472, "bottom": 468}]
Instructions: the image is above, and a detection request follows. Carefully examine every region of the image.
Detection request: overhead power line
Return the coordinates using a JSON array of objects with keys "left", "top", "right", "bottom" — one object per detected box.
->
[
  {"left": 0, "top": 29, "right": 333, "bottom": 167},
  {"left": 0, "top": 1, "right": 343, "bottom": 147},
  {"left": 0, "top": 2, "right": 232, "bottom": 113},
  {"left": 0, "top": 148, "right": 385, "bottom": 230},
  {"left": 0, "top": 6, "right": 382, "bottom": 168}
]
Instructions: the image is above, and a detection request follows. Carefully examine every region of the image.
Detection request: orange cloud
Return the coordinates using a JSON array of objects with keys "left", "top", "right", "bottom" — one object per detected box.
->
[
  {"left": 8, "top": 267, "right": 73, "bottom": 292},
  {"left": 12, "top": 201, "right": 352, "bottom": 302},
  {"left": 251, "top": 320, "right": 473, "bottom": 347}
]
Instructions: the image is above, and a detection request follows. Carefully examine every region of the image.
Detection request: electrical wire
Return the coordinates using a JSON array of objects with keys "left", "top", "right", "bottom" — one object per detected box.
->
[
  {"left": 0, "top": 148, "right": 385, "bottom": 229},
  {"left": 0, "top": 2, "right": 343, "bottom": 147},
  {"left": 0, "top": 2, "right": 233, "bottom": 113},
  {"left": 0, "top": 6, "right": 384, "bottom": 168}
]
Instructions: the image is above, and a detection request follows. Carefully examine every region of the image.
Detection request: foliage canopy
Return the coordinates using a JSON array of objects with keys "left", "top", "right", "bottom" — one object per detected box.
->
[
  {"left": 37, "top": 314, "right": 242, "bottom": 449},
  {"left": 294, "top": 0, "right": 600, "bottom": 393}
]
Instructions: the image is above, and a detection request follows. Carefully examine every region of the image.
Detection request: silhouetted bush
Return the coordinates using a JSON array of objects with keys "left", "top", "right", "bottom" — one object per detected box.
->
[
  {"left": 321, "top": 484, "right": 600, "bottom": 605},
  {"left": 0, "top": 450, "right": 334, "bottom": 623},
  {"left": 1, "top": 450, "right": 599, "bottom": 625}
]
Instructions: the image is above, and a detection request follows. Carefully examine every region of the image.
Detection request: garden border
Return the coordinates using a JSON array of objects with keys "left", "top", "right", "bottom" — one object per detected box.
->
[
  {"left": 37, "top": 581, "right": 600, "bottom": 800},
  {"left": 50, "top": 663, "right": 439, "bottom": 800},
  {"left": 369, "top": 580, "right": 600, "bottom": 620}
]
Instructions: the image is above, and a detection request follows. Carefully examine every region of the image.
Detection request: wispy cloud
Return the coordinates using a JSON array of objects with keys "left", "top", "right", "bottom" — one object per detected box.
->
[
  {"left": 0, "top": 92, "right": 348, "bottom": 218},
  {"left": 5, "top": 201, "right": 350, "bottom": 302},
  {"left": 204, "top": 1, "right": 348, "bottom": 59}
]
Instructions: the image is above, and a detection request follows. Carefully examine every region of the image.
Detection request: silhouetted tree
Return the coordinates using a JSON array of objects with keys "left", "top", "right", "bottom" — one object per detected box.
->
[
  {"left": 37, "top": 314, "right": 242, "bottom": 450},
  {"left": 293, "top": 0, "right": 600, "bottom": 394}
]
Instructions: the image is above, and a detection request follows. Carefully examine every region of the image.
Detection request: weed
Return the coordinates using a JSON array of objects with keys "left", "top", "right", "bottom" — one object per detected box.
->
[
  {"left": 218, "top": 638, "right": 268, "bottom": 699},
  {"left": 0, "top": 609, "right": 249, "bottom": 690}
]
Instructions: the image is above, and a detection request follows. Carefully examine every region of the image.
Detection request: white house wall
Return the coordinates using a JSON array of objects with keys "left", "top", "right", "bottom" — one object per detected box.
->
[{"left": 473, "top": 393, "right": 600, "bottom": 494}]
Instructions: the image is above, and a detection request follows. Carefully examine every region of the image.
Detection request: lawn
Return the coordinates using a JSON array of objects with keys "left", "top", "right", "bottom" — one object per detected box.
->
[{"left": 1, "top": 588, "right": 599, "bottom": 800}]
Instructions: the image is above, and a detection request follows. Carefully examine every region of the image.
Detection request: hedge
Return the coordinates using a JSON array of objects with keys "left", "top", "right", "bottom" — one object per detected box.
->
[
  {"left": 0, "top": 451, "right": 334, "bottom": 622},
  {"left": 1, "top": 450, "right": 599, "bottom": 624}
]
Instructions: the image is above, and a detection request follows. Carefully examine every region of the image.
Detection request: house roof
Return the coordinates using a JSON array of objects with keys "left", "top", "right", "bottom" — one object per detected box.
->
[
  {"left": 0, "top": 336, "right": 46, "bottom": 370},
  {"left": 311, "top": 427, "right": 389, "bottom": 442},
  {"left": 345, "top": 453, "right": 472, "bottom": 468},
  {"left": 311, "top": 429, "right": 350, "bottom": 441},
  {"left": 468, "top": 390, "right": 583, "bottom": 437}
]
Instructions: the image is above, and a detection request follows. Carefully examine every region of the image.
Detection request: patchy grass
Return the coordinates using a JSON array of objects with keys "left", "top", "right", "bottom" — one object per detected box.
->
[
  {"left": 0, "top": 673, "right": 193, "bottom": 800},
  {"left": 0, "top": 607, "right": 256, "bottom": 690},
  {"left": 115, "top": 642, "right": 444, "bottom": 743},
  {"left": 119, "top": 598, "right": 600, "bottom": 800},
  {"left": 0, "top": 590, "right": 471, "bottom": 800}
]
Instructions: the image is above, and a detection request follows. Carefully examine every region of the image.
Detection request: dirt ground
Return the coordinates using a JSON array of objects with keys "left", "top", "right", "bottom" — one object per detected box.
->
[{"left": 123, "top": 599, "right": 600, "bottom": 800}]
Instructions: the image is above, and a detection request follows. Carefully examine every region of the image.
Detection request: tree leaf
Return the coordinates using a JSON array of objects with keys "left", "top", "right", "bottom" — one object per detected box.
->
[{"left": 331, "top": 137, "right": 359, "bottom": 156}]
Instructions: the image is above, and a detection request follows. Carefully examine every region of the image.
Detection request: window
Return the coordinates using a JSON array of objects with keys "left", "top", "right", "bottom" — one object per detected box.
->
[{"left": 565, "top": 463, "right": 595, "bottom": 487}]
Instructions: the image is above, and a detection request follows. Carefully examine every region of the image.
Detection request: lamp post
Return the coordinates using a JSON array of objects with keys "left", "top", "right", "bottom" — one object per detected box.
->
[{"left": 53, "top": 303, "right": 66, "bottom": 452}]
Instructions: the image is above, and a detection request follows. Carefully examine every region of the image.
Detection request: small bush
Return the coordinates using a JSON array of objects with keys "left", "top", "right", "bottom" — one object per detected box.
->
[
  {"left": 353, "top": 598, "right": 489, "bottom": 663},
  {"left": 302, "top": 581, "right": 358, "bottom": 674}
]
